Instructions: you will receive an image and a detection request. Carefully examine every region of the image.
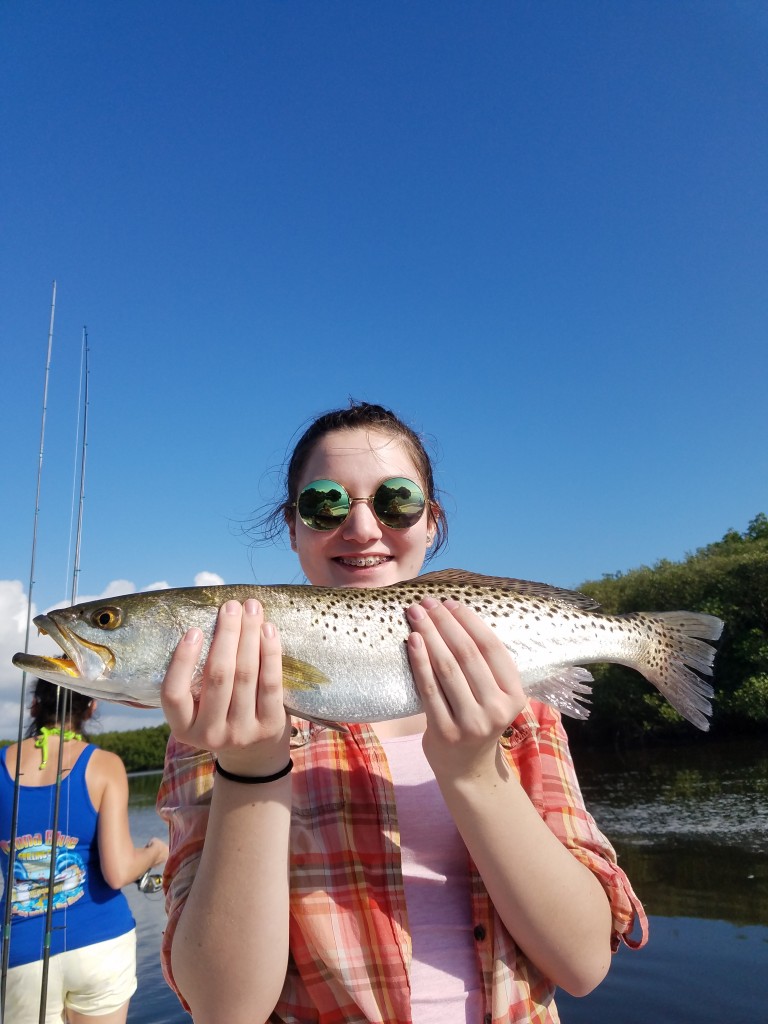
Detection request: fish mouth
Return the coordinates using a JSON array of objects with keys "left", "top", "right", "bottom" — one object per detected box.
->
[
  {"left": 15, "top": 614, "right": 116, "bottom": 683},
  {"left": 11, "top": 651, "right": 82, "bottom": 682},
  {"left": 13, "top": 615, "right": 159, "bottom": 708}
]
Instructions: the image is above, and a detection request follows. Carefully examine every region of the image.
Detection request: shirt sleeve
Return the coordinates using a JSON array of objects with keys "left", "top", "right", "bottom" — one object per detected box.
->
[
  {"left": 506, "top": 702, "right": 648, "bottom": 951},
  {"left": 156, "top": 734, "right": 216, "bottom": 1008}
]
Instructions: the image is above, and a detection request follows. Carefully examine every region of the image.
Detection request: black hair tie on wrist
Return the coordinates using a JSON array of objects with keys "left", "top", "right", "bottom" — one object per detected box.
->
[{"left": 214, "top": 758, "right": 294, "bottom": 784}]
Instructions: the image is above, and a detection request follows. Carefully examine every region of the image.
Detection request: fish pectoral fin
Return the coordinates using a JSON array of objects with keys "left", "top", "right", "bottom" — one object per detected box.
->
[
  {"left": 527, "top": 668, "right": 594, "bottom": 720},
  {"left": 282, "top": 656, "right": 330, "bottom": 691},
  {"left": 281, "top": 661, "right": 348, "bottom": 732}
]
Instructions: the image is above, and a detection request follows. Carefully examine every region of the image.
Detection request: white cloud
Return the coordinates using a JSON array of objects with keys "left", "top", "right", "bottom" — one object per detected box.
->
[
  {"left": 0, "top": 579, "right": 58, "bottom": 740},
  {"left": 0, "top": 574, "right": 222, "bottom": 739},
  {"left": 142, "top": 580, "right": 171, "bottom": 592},
  {"left": 194, "top": 571, "right": 225, "bottom": 587}
]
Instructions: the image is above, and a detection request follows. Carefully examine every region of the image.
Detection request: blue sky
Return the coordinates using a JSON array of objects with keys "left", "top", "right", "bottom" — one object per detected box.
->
[{"left": 1, "top": 1, "right": 766, "bottom": 735}]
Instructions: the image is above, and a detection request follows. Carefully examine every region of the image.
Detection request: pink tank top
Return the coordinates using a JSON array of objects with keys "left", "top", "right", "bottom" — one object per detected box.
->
[{"left": 381, "top": 733, "right": 483, "bottom": 1024}]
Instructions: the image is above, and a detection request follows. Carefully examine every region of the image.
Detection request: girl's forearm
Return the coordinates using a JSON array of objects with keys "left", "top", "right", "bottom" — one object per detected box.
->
[
  {"left": 170, "top": 774, "right": 292, "bottom": 1024},
  {"left": 436, "top": 755, "right": 613, "bottom": 997},
  {"left": 110, "top": 843, "right": 165, "bottom": 889}
]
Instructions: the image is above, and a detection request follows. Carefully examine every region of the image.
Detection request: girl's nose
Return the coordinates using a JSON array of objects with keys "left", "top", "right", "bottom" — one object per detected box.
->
[{"left": 340, "top": 499, "right": 383, "bottom": 542}]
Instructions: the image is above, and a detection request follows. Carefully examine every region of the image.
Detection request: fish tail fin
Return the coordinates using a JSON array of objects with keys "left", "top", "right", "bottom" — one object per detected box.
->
[
  {"left": 527, "top": 667, "right": 594, "bottom": 720},
  {"left": 634, "top": 611, "right": 724, "bottom": 732}
]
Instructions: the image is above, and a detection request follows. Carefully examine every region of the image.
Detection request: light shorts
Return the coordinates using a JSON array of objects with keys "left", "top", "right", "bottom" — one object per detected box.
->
[{"left": 4, "top": 929, "right": 137, "bottom": 1023}]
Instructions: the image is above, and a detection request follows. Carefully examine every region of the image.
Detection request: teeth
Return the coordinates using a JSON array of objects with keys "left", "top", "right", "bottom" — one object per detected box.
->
[{"left": 341, "top": 556, "right": 387, "bottom": 567}]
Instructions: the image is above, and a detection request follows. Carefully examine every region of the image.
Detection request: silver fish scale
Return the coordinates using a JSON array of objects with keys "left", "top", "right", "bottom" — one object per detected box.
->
[{"left": 260, "top": 582, "right": 696, "bottom": 724}]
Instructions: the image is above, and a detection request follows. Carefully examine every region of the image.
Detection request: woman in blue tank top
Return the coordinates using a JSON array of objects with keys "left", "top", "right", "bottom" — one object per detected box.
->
[{"left": 0, "top": 680, "right": 169, "bottom": 1024}]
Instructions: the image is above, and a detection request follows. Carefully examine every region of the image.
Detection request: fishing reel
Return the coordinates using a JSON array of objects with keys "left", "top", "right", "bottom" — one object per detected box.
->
[{"left": 136, "top": 869, "right": 163, "bottom": 894}]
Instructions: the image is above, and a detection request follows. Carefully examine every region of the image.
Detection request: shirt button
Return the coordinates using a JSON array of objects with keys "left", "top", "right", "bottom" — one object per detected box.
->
[{"left": 473, "top": 924, "right": 486, "bottom": 941}]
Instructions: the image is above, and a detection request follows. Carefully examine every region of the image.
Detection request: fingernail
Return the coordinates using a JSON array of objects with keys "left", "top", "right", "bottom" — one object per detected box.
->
[
  {"left": 443, "top": 598, "right": 460, "bottom": 610},
  {"left": 244, "top": 599, "right": 261, "bottom": 616},
  {"left": 183, "top": 627, "right": 203, "bottom": 644},
  {"left": 224, "top": 601, "right": 240, "bottom": 615},
  {"left": 408, "top": 604, "right": 426, "bottom": 621},
  {"left": 421, "top": 597, "right": 439, "bottom": 610},
  {"left": 262, "top": 622, "right": 275, "bottom": 639}
]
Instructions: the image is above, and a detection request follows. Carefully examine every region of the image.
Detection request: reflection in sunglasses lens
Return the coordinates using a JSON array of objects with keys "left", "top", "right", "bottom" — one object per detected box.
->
[{"left": 298, "top": 478, "right": 426, "bottom": 530}]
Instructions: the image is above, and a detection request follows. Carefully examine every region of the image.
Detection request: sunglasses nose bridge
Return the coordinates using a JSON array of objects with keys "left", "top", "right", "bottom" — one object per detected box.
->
[{"left": 340, "top": 495, "right": 382, "bottom": 536}]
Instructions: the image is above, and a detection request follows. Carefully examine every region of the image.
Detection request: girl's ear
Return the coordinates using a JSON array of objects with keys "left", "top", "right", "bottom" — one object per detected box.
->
[
  {"left": 286, "top": 509, "right": 298, "bottom": 552},
  {"left": 426, "top": 504, "right": 440, "bottom": 548}
]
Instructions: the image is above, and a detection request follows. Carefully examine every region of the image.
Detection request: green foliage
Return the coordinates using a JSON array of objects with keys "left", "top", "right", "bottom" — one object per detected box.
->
[
  {"left": 721, "top": 673, "right": 768, "bottom": 724},
  {"left": 89, "top": 723, "right": 171, "bottom": 772},
  {"left": 566, "top": 514, "right": 768, "bottom": 745},
  {"left": 0, "top": 723, "right": 170, "bottom": 771}
]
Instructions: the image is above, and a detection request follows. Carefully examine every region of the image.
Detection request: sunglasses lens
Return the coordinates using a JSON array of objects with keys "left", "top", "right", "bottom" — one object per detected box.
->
[
  {"left": 372, "top": 478, "right": 426, "bottom": 529},
  {"left": 297, "top": 480, "right": 351, "bottom": 531}
]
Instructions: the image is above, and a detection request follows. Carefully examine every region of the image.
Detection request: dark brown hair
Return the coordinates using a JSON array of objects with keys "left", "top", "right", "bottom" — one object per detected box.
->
[
  {"left": 25, "top": 679, "right": 94, "bottom": 739},
  {"left": 251, "top": 400, "right": 447, "bottom": 561}
]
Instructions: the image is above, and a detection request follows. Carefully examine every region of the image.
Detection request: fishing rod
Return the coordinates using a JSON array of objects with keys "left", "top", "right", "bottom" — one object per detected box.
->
[
  {"left": 0, "top": 281, "right": 57, "bottom": 1016},
  {"left": 37, "top": 327, "right": 89, "bottom": 1023}
]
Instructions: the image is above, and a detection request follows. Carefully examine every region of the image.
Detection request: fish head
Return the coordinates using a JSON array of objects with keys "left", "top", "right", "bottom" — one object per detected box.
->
[{"left": 12, "top": 590, "right": 203, "bottom": 707}]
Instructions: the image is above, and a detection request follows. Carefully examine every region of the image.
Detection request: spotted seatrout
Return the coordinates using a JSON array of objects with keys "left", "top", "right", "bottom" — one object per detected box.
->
[{"left": 12, "top": 568, "right": 723, "bottom": 730}]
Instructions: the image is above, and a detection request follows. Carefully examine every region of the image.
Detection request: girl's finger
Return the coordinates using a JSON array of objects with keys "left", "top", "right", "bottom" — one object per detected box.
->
[
  {"left": 196, "top": 601, "right": 245, "bottom": 718},
  {"left": 161, "top": 626, "right": 204, "bottom": 732},
  {"left": 441, "top": 599, "right": 525, "bottom": 700},
  {"left": 255, "top": 622, "right": 285, "bottom": 724},
  {"left": 408, "top": 599, "right": 485, "bottom": 714},
  {"left": 225, "top": 599, "right": 265, "bottom": 723},
  {"left": 406, "top": 607, "right": 456, "bottom": 726}
]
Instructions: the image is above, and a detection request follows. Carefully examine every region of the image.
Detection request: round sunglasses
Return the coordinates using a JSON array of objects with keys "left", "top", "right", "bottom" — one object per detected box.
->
[{"left": 295, "top": 477, "right": 428, "bottom": 531}]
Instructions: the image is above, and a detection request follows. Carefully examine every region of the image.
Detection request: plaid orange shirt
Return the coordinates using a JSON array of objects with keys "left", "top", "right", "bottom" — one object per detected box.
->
[{"left": 157, "top": 702, "right": 647, "bottom": 1024}]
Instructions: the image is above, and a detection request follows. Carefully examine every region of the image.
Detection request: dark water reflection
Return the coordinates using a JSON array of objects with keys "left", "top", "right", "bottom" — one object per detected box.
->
[
  {"left": 126, "top": 739, "right": 768, "bottom": 1023},
  {"left": 570, "top": 737, "right": 768, "bottom": 925},
  {"left": 558, "top": 737, "right": 768, "bottom": 1023}
]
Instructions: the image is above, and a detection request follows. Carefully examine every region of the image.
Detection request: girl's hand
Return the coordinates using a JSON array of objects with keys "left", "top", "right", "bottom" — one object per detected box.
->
[
  {"left": 161, "top": 599, "right": 290, "bottom": 777},
  {"left": 145, "top": 836, "right": 170, "bottom": 866},
  {"left": 406, "top": 597, "right": 527, "bottom": 777}
]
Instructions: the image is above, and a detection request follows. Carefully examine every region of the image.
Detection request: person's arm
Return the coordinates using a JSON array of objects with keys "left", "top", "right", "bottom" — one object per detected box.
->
[
  {"left": 160, "top": 599, "right": 292, "bottom": 1024},
  {"left": 89, "top": 750, "right": 169, "bottom": 888},
  {"left": 406, "top": 597, "right": 613, "bottom": 997}
]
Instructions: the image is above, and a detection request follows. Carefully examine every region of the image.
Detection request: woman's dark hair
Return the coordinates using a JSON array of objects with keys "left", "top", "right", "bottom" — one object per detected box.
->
[
  {"left": 25, "top": 679, "right": 94, "bottom": 739},
  {"left": 251, "top": 400, "right": 447, "bottom": 561}
]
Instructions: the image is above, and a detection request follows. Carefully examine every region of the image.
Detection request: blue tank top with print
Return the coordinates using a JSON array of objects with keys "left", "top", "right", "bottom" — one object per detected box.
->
[{"left": 0, "top": 745, "right": 135, "bottom": 967}]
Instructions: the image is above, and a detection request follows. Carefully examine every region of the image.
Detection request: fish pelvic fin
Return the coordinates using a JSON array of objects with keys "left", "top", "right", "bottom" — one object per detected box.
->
[
  {"left": 631, "top": 611, "right": 724, "bottom": 732},
  {"left": 527, "top": 668, "right": 594, "bottom": 720}
]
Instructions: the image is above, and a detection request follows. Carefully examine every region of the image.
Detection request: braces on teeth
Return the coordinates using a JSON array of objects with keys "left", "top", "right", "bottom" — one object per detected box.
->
[{"left": 346, "top": 557, "right": 384, "bottom": 567}]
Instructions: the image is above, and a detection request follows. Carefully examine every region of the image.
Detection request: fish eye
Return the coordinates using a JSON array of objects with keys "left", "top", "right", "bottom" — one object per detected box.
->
[{"left": 89, "top": 606, "right": 123, "bottom": 630}]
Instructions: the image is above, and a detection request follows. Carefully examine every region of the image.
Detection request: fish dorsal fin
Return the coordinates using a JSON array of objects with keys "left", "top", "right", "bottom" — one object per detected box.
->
[{"left": 413, "top": 568, "right": 602, "bottom": 612}]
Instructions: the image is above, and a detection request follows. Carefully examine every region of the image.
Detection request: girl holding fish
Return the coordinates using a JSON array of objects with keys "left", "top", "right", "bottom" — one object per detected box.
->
[{"left": 157, "top": 401, "right": 647, "bottom": 1024}]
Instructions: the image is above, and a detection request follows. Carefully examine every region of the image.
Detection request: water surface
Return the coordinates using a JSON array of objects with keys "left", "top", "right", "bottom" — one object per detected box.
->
[{"left": 126, "top": 739, "right": 768, "bottom": 1022}]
